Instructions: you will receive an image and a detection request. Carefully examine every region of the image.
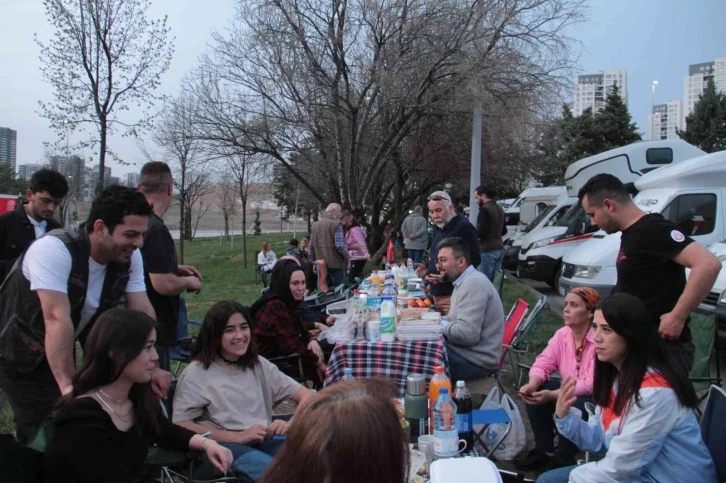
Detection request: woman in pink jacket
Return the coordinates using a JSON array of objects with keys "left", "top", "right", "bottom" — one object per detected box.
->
[
  {"left": 342, "top": 211, "right": 369, "bottom": 283},
  {"left": 514, "top": 287, "right": 601, "bottom": 472}
]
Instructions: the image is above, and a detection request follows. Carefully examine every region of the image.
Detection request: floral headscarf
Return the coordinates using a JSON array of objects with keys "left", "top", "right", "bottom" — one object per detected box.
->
[{"left": 570, "top": 286, "right": 601, "bottom": 313}]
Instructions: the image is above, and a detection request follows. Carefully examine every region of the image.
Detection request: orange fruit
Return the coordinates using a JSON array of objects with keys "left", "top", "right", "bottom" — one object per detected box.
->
[
  {"left": 416, "top": 299, "right": 426, "bottom": 308},
  {"left": 424, "top": 299, "right": 432, "bottom": 307},
  {"left": 408, "top": 299, "right": 417, "bottom": 308}
]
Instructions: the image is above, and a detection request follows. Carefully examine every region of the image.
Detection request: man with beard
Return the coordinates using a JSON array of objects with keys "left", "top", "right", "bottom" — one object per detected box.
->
[
  {"left": 579, "top": 173, "right": 720, "bottom": 373},
  {"left": 0, "top": 186, "right": 169, "bottom": 448},
  {"left": 436, "top": 237, "right": 504, "bottom": 381},
  {"left": 0, "top": 168, "right": 68, "bottom": 280},
  {"left": 415, "top": 191, "right": 480, "bottom": 315}
]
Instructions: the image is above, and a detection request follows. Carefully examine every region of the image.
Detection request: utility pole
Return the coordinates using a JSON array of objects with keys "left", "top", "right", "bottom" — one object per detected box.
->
[{"left": 469, "top": 100, "right": 482, "bottom": 226}]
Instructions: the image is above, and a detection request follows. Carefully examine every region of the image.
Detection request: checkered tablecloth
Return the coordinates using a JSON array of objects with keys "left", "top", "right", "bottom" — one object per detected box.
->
[{"left": 324, "top": 337, "right": 449, "bottom": 394}]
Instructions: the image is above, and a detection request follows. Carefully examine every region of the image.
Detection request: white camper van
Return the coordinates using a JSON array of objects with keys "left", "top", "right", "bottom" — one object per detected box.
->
[
  {"left": 502, "top": 193, "right": 577, "bottom": 269},
  {"left": 559, "top": 149, "right": 726, "bottom": 297},
  {"left": 516, "top": 140, "right": 706, "bottom": 290},
  {"left": 503, "top": 186, "right": 567, "bottom": 231},
  {"left": 689, "top": 240, "right": 726, "bottom": 319}
]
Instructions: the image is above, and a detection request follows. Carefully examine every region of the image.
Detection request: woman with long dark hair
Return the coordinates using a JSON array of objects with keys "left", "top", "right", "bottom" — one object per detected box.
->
[
  {"left": 44, "top": 309, "right": 232, "bottom": 482},
  {"left": 341, "top": 210, "right": 369, "bottom": 283},
  {"left": 536, "top": 293, "right": 716, "bottom": 483},
  {"left": 258, "top": 377, "right": 408, "bottom": 483},
  {"left": 173, "top": 300, "right": 313, "bottom": 481},
  {"left": 250, "top": 259, "right": 327, "bottom": 387}
]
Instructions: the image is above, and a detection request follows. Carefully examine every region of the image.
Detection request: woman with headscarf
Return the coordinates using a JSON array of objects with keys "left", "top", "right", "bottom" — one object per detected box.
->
[
  {"left": 514, "top": 287, "right": 601, "bottom": 472},
  {"left": 250, "top": 259, "right": 327, "bottom": 387}
]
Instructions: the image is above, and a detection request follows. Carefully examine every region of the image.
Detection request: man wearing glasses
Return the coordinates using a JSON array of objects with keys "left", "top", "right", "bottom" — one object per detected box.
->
[
  {"left": 415, "top": 191, "right": 481, "bottom": 315},
  {"left": 437, "top": 237, "right": 504, "bottom": 380}
]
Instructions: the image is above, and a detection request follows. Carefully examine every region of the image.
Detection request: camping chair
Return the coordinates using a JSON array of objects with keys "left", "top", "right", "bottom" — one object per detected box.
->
[
  {"left": 507, "top": 295, "right": 547, "bottom": 387},
  {"left": 492, "top": 269, "right": 505, "bottom": 297},
  {"left": 700, "top": 385, "right": 726, "bottom": 482},
  {"left": 472, "top": 407, "right": 512, "bottom": 458},
  {"left": 491, "top": 298, "right": 530, "bottom": 392},
  {"left": 688, "top": 313, "right": 722, "bottom": 414}
]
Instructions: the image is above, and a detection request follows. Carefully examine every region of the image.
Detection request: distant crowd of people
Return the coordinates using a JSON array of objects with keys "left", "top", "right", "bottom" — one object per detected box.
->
[{"left": 0, "top": 164, "right": 722, "bottom": 482}]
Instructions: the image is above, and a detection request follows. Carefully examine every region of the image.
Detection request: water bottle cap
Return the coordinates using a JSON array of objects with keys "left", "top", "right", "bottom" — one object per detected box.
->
[
  {"left": 434, "top": 365, "right": 444, "bottom": 373},
  {"left": 438, "top": 388, "right": 449, "bottom": 395},
  {"left": 344, "top": 368, "right": 352, "bottom": 374},
  {"left": 456, "top": 380, "right": 465, "bottom": 387}
]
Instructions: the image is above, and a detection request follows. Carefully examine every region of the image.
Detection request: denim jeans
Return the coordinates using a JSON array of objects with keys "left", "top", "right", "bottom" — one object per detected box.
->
[
  {"left": 327, "top": 268, "right": 346, "bottom": 288},
  {"left": 195, "top": 438, "right": 284, "bottom": 481},
  {"left": 524, "top": 380, "right": 589, "bottom": 461},
  {"left": 535, "top": 464, "right": 577, "bottom": 483},
  {"left": 446, "top": 344, "right": 494, "bottom": 381},
  {"left": 407, "top": 249, "right": 424, "bottom": 264},
  {"left": 478, "top": 249, "right": 504, "bottom": 281}
]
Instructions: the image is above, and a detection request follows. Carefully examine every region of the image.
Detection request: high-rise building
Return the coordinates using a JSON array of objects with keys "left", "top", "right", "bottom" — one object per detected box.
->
[
  {"left": 682, "top": 57, "right": 726, "bottom": 128},
  {"left": 50, "top": 155, "right": 85, "bottom": 199},
  {"left": 17, "top": 163, "right": 45, "bottom": 181},
  {"left": 125, "top": 172, "right": 140, "bottom": 187},
  {"left": 0, "top": 127, "right": 18, "bottom": 172},
  {"left": 572, "top": 69, "right": 628, "bottom": 116},
  {"left": 647, "top": 100, "right": 683, "bottom": 141}
]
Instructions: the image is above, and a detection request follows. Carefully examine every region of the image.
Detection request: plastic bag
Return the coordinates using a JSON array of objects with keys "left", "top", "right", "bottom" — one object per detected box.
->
[
  {"left": 475, "top": 387, "right": 526, "bottom": 460},
  {"left": 317, "top": 311, "right": 356, "bottom": 343}
]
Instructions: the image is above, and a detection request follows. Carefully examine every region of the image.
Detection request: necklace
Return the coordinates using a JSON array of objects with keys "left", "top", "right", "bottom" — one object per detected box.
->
[
  {"left": 220, "top": 355, "right": 243, "bottom": 367},
  {"left": 98, "top": 388, "right": 126, "bottom": 405},
  {"left": 95, "top": 391, "right": 133, "bottom": 420}
]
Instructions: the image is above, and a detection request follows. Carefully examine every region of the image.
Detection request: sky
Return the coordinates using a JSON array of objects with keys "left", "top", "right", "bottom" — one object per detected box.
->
[{"left": 1, "top": 0, "right": 725, "bottom": 179}]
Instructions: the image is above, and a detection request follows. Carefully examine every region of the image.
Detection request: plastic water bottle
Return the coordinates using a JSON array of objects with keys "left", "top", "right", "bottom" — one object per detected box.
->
[
  {"left": 433, "top": 388, "right": 459, "bottom": 457},
  {"left": 382, "top": 278, "right": 397, "bottom": 307},
  {"left": 453, "top": 380, "right": 473, "bottom": 450},
  {"left": 341, "top": 367, "right": 355, "bottom": 381},
  {"left": 380, "top": 296, "right": 396, "bottom": 342},
  {"left": 385, "top": 263, "right": 392, "bottom": 277},
  {"left": 366, "top": 284, "right": 382, "bottom": 316}
]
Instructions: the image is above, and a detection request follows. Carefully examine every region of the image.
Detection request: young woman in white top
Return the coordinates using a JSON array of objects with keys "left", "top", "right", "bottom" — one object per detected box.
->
[{"left": 172, "top": 300, "right": 313, "bottom": 481}]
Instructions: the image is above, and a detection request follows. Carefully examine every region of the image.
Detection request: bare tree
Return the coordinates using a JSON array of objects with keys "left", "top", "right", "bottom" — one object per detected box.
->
[
  {"left": 190, "top": 0, "right": 583, "bottom": 250},
  {"left": 216, "top": 178, "right": 239, "bottom": 237},
  {"left": 36, "top": 0, "right": 174, "bottom": 194},
  {"left": 147, "top": 93, "right": 207, "bottom": 263},
  {"left": 186, "top": 168, "right": 213, "bottom": 240}
]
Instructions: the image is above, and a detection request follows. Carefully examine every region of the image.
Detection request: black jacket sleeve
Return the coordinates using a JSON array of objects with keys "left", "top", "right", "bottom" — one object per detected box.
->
[{"left": 476, "top": 209, "right": 490, "bottom": 240}]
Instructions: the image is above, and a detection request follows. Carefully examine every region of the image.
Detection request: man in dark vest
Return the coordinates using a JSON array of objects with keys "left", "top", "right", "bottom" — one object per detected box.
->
[
  {"left": 0, "top": 186, "right": 164, "bottom": 445},
  {"left": 474, "top": 185, "right": 505, "bottom": 281},
  {"left": 308, "top": 203, "right": 348, "bottom": 288},
  {"left": 0, "top": 168, "right": 68, "bottom": 280}
]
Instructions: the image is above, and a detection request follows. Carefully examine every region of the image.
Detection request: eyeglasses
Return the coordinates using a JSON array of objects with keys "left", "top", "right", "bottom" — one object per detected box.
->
[{"left": 436, "top": 256, "right": 463, "bottom": 265}]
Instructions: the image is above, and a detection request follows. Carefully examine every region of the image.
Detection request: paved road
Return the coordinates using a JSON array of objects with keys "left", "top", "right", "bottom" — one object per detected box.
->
[{"left": 506, "top": 270, "right": 564, "bottom": 317}]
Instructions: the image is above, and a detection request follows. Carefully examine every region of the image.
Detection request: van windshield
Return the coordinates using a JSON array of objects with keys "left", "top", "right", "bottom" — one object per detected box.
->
[
  {"left": 555, "top": 202, "right": 587, "bottom": 229},
  {"left": 522, "top": 205, "right": 556, "bottom": 233}
]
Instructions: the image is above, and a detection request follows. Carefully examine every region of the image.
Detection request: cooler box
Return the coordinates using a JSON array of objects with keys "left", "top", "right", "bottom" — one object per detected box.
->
[{"left": 430, "top": 457, "right": 502, "bottom": 483}]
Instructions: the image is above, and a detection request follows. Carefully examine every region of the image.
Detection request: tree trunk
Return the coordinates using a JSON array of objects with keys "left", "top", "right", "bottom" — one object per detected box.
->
[
  {"left": 96, "top": 118, "right": 108, "bottom": 196},
  {"left": 239, "top": 179, "right": 248, "bottom": 269},
  {"left": 178, "top": 197, "right": 185, "bottom": 264},
  {"left": 223, "top": 213, "right": 230, "bottom": 237}
]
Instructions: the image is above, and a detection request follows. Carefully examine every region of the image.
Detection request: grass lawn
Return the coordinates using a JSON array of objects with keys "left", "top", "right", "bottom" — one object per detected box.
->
[{"left": 0, "top": 235, "right": 562, "bottom": 435}]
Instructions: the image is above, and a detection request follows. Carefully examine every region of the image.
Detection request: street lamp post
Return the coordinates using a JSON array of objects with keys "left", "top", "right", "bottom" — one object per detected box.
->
[{"left": 651, "top": 80, "right": 659, "bottom": 140}]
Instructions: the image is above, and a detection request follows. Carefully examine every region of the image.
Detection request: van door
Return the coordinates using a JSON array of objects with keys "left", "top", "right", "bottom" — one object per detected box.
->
[{"left": 660, "top": 190, "right": 721, "bottom": 247}]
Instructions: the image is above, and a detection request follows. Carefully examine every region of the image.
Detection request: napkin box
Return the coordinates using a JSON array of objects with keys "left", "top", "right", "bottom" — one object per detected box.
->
[{"left": 430, "top": 457, "right": 502, "bottom": 483}]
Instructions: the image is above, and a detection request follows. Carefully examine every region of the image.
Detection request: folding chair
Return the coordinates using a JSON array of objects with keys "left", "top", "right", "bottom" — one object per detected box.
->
[
  {"left": 699, "top": 384, "right": 726, "bottom": 482},
  {"left": 688, "top": 313, "right": 722, "bottom": 414},
  {"left": 472, "top": 407, "right": 512, "bottom": 458},
  {"left": 491, "top": 299, "right": 529, "bottom": 392},
  {"left": 508, "top": 295, "right": 548, "bottom": 387}
]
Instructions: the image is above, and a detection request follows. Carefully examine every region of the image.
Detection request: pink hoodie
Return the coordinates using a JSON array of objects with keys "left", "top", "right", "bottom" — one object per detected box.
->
[{"left": 529, "top": 326, "right": 596, "bottom": 396}]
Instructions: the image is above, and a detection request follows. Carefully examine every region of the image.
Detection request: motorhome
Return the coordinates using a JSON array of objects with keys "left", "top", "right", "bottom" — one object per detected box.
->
[
  {"left": 516, "top": 140, "right": 706, "bottom": 290},
  {"left": 689, "top": 240, "right": 726, "bottom": 320},
  {"left": 503, "top": 186, "right": 566, "bottom": 231},
  {"left": 502, "top": 193, "right": 577, "bottom": 269},
  {"left": 559, "top": 149, "right": 726, "bottom": 297}
]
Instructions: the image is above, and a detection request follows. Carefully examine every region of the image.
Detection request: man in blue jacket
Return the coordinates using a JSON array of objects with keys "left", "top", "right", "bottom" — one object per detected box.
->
[{"left": 415, "top": 191, "right": 481, "bottom": 315}]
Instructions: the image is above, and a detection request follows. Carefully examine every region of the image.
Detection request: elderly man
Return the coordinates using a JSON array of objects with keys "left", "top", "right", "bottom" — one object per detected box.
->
[
  {"left": 415, "top": 191, "right": 481, "bottom": 315},
  {"left": 308, "top": 203, "right": 349, "bottom": 288},
  {"left": 437, "top": 237, "right": 504, "bottom": 380},
  {"left": 401, "top": 206, "right": 429, "bottom": 264}
]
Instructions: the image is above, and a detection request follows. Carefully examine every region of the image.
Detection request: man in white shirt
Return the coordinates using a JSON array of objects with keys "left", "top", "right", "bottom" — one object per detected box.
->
[
  {"left": 0, "top": 186, "right": 166, "bottom": 444},
  {"left": 0, "top": 168, "right": 68, "bottom": 280}
]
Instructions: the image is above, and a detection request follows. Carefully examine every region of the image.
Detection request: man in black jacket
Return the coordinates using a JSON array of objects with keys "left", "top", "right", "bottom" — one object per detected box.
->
[
  {"left": 415, "top": 191, "right": 481, "bottom": 315},
  {"left": 0, "top": 168, "right": 68, "bottom": 280}
]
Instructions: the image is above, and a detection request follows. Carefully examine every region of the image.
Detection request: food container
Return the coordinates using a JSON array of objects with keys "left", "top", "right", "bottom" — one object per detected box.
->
[{"left": 430, "top": 458, "right": 502, "bottom": 483}]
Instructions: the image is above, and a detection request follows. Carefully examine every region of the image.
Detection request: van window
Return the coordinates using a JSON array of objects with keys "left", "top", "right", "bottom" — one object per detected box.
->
[
  {"left": 646, "top": 148, "right": 673, "bottom": 165},
  {"left": 661, "top": 193, "right": 717, "bottom": 236},
  {"left": 547, "top": 205, "right": 571, "bottom": 226}
]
